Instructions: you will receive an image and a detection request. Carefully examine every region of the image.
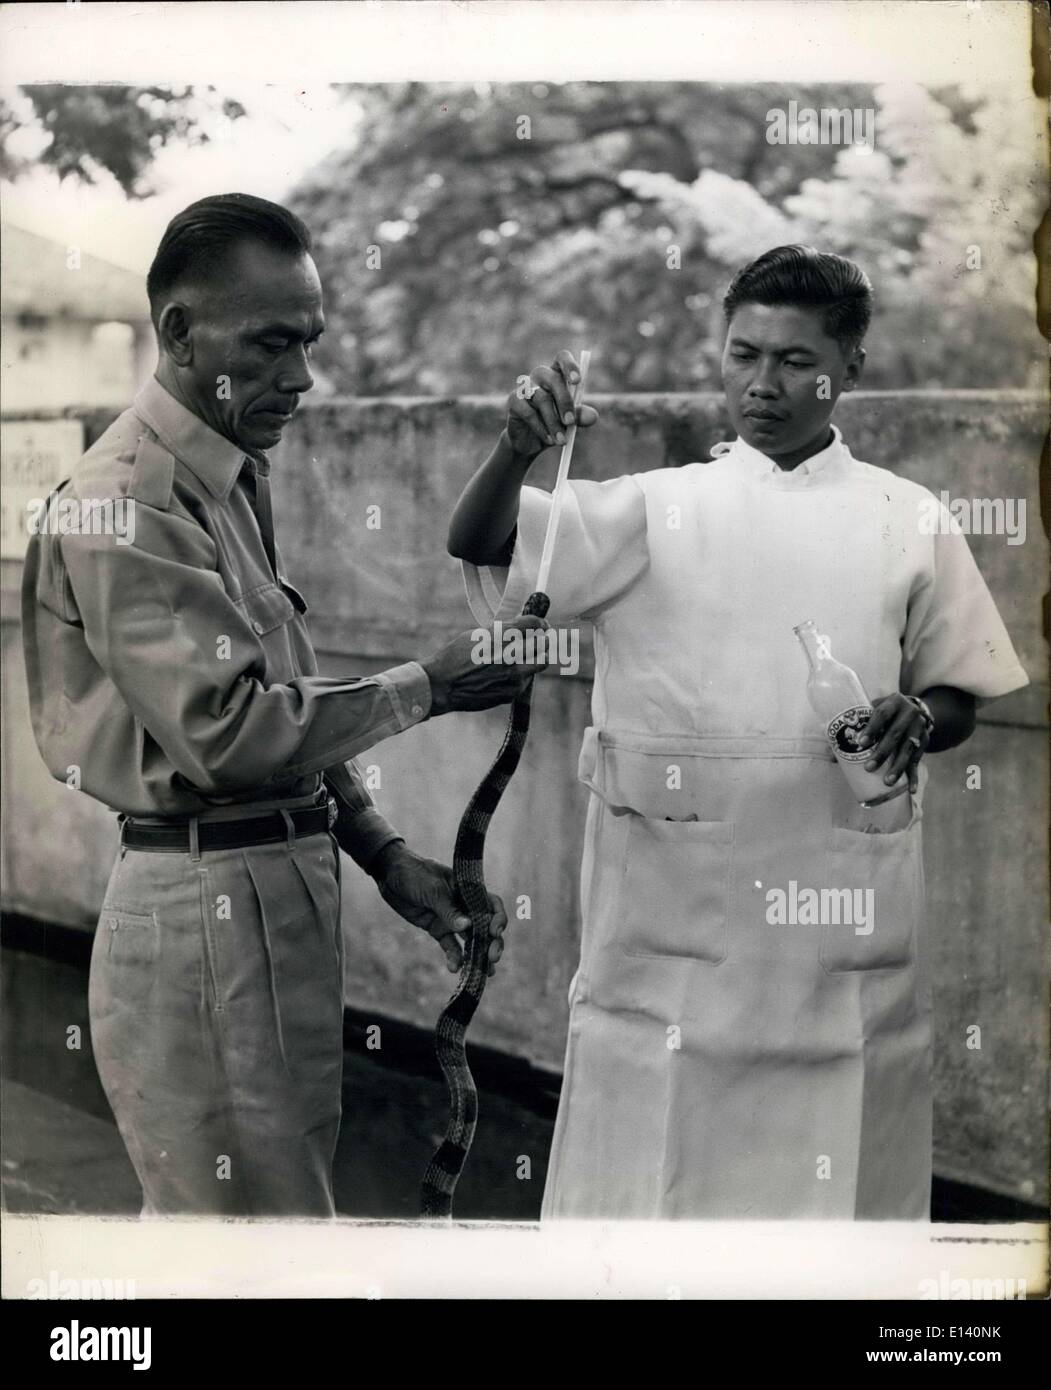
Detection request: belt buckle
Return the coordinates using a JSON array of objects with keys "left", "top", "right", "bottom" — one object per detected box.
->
[{"left": 326, "top": 796, "right": 338, "bottom": 830}]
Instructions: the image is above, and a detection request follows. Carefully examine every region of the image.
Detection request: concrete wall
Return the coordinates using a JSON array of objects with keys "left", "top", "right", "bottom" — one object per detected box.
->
[{"left": 1, "top": 391, "right": 1047, "bottom": 1203}]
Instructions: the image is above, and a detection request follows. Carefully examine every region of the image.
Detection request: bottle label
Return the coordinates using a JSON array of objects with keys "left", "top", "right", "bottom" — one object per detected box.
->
[{"left": 826, "top": 705, "right": 874, "bottom": 762}]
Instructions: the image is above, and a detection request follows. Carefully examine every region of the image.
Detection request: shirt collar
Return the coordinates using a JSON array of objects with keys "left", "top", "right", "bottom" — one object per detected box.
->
[
  {"left": 711, "top": 424, "right": 849, "bottom": 483},
  {"left": 133, "top": 376, "right": 253, "bottom": 502}
]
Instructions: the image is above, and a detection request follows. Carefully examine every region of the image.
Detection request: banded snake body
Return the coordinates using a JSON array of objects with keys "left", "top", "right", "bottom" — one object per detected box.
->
[
  {"left": 419, "top": 589, "right": 550, "bottom": 1219},
  {"left": 421, "top": 348, "right": 589, "bottom": 1219}
]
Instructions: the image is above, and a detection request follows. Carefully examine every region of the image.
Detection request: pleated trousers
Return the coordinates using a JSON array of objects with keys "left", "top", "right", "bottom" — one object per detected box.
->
[{"left": 88, "top": 830, "right": 344, "bottom": 1217}]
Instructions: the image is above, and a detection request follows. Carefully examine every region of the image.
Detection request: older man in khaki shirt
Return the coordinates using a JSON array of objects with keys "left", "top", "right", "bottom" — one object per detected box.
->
[{"left": 21, "top": 193, "right": 546, "bottom": 1217}]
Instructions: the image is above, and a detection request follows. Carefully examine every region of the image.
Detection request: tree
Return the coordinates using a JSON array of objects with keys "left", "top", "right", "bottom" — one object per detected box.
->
[
  {"left": 290, "top": 80, "right": 1042, "bottom": 394},
  {"left": 627, "top": 83, "right": 1043, "bottom": 389},
  {"left": 290, "top": 81, "right": 860, "bottom": 395},
  {"left": 0, "top": 85, "right": 246, "bottom": 198}
]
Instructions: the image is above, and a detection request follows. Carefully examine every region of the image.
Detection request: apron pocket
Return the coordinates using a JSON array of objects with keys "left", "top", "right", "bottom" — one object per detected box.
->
[
  {"left": 616, "top": 815, "right": 733, "bottom": 964},
  {"left": 820, "top": 821, "right": 921, "bottom": 972}
]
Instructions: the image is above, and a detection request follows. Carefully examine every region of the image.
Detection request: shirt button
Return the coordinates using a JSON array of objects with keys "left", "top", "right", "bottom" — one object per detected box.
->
[
  {"left": 411, "top": 704, "right": 424, "bottom": 718},
  {"left": 252, "top": 620, "right": 264, "bottom": 634}
]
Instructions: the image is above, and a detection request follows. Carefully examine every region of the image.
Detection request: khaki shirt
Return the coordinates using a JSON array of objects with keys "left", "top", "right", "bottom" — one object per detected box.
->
[{"left": 21, "top": 377, "right": 433, "bottom": 870}]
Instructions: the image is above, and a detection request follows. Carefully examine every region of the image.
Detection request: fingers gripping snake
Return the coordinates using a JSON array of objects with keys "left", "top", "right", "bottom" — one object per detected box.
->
[{"left": 420, "top": 589, "right": 550, "bottom": 1219}]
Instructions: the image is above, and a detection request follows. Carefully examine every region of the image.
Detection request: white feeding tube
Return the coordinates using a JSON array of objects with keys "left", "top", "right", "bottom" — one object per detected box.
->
[{"left": 533, "top": 349, "right": 591, "bottom": 597}]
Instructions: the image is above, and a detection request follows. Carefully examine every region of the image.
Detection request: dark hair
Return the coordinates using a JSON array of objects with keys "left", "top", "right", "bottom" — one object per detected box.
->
[
  {"left": 146, "top": 193, "right": 312, "bottom": 320},
  {"left": 722, "top": 245, "right": 873, "bottom": 351}
]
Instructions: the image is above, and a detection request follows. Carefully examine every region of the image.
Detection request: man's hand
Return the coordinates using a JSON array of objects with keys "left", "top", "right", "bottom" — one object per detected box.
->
[
  {"left": 505, "top": 349, "right": 599, "bottom": 462},
  {"left": 421, "top": 616, "right": 553, "bottom": 715},
  {"left": 858, "top": 693, "right": 932, "bottom": 794},
  {"left": 370, "top": 842, "right": 507, "bottom": 975}
]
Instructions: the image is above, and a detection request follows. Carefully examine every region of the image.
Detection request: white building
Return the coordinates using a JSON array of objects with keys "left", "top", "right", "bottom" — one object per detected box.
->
[{"left": 1, "top": 222, "right": 154, "bottom": 412}]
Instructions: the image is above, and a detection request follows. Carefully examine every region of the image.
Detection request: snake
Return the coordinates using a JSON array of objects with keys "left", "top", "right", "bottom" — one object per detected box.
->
[{"left": 420, "top": 589, "right": 550, "bottom": 1219}]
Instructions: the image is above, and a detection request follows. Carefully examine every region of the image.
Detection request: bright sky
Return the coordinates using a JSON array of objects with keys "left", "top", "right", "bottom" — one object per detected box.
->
[{"left": 1, "top": 84, "right": 363, "bottom": 274}]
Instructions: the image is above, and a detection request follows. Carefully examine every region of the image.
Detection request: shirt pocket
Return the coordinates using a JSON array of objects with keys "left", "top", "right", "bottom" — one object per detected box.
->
[
  {"left": 239, "top": 582, "right": 297, "bottom": 638},
  {"left": 615, "top": 815, "right": 733, "bottom": 965},
  {"left": 820, "top": 817, "right": 922, "bottom": 973}
]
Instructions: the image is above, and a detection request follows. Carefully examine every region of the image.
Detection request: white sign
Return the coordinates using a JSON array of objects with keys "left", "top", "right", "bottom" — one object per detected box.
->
[{"left": 1, "top": 419, "right": 84, "bottom": 560}]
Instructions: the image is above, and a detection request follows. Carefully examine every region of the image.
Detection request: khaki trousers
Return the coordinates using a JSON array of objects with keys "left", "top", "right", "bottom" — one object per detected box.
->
[{"left": 89, "top": 829, "right": 344, "bottom": 1217}]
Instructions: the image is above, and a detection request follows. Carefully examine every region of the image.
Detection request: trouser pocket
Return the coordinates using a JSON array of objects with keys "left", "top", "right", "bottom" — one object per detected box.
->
[
  {"left": 615, "top": 815, "right": 733, "bottom": 964},
  {"left": 99, "top": 907, "right": 160, "bottom": 967}
]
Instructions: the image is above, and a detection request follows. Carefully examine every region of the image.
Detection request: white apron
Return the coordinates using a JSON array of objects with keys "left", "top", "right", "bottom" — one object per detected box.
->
[
  {"left": 464, "top": 427, "right": 1027, "bottom": 1220},
  {"left": 542, "top": 726, "right": 931, "bottom": 1219}
]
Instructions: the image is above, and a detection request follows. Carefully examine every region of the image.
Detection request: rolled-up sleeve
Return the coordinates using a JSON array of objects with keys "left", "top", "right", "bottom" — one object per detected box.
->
[
  {"left": 61, "top": 501, "right": 433, "bottom": 794},
  {"left": 901, "top": 508, "right": 1029, "bottom": 701},
  {"left": 462, "top": 475, "right": 649, "bottom": 625}
]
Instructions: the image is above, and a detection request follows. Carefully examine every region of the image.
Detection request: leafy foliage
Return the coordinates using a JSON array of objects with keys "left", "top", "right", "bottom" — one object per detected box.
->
[
  {"left": 1, "top": 85, "right": 246, "bottom": 198},
  {"left": 290, "top": 81, "right": 1042, "bottom": 394},
  {"left": 3, "top": 81, "right": 1038, "bottom": 390}
]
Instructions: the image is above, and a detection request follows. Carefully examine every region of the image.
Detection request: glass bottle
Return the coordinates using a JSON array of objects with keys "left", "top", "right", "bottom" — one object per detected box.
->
[{"left": 794, "top": 619, "right": 908, "bottom": 807}]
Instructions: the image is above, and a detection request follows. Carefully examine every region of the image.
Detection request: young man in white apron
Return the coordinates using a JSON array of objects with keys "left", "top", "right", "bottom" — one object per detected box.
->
[{"left": 448, "top": 246, "right": 1029, "bottom": 1220}]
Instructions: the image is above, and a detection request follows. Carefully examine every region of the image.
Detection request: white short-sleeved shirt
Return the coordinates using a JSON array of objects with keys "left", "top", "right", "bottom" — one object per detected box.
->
[{"left": 464, "top": 427, "right": 1028, "bottom": 740}]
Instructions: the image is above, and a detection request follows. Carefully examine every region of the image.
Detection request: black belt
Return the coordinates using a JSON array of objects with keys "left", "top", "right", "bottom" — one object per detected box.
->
[{"left": 119, "top": 799, "right": 337, "bottom": 853}]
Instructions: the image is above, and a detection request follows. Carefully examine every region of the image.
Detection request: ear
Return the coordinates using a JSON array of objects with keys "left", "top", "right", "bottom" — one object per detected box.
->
[
  {"left": 157, "top": 302, "right": 193, "bottom": 367},
  {"left": 842, "top": 344, "right": 865, "bottom": 392}
]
